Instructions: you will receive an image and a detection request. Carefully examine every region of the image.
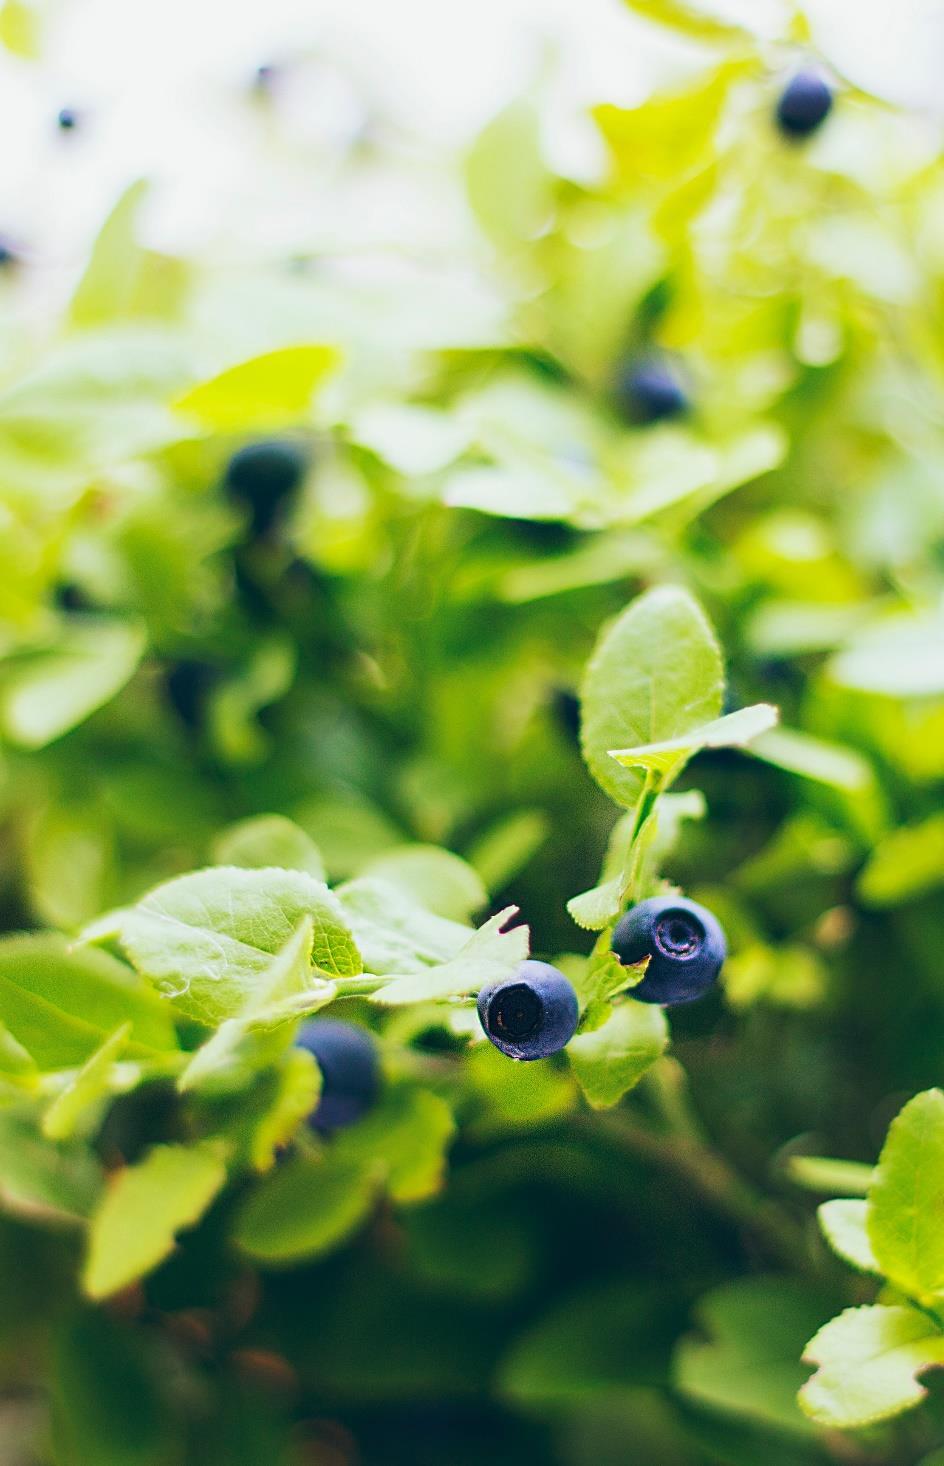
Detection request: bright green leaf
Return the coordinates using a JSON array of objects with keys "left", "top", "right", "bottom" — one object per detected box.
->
[
  {"left": 0, "top": 620, "right": 145, "bottom": 748},
  {"left": 568, "top": 1001, "right": 667, "bottom": 1108},
  {"left": 372, "top": 907, "right": 528, "bottom": 1006},
  {"left": 818, "top": 1199, "right": 880, "bottom": 1275},
  {"left": 232, "top": 1153, "right": 377, "bottom": 1265},
  {"left": 42, "top": 1023, "right": 132, "bottom": 1141},
  {"left": 83, "top": 1140, "right": 228, "bottom": 1299},
  {"left": 362, "top": 845, "right": 487, "bottom": 922},
  {"left": 858, "top": 814, "right": 944, "bottom": 907},
  {"left": 609, "top": 703, "right": 777, "bottom": 780},
  {"left": 800, "top": 1305, "right": 944, "bottom": 1429},
  {"left": 175, "top": 345, "right": 339, "bottom": 432},
  {"left": 211, "top": 814, "right": 326, "bottom": 882},
  {"left": 867, "top": 1089, "right": 944, "bottom": 1303}
]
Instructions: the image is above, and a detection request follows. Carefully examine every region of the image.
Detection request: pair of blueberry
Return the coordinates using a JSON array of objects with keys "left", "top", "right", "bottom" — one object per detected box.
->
[
  {"left": 296, "top": 895, "right": 726, "bottom": 1130},
  {"left": 477, "top": 896, "right": 726, "bottom": 1058}
]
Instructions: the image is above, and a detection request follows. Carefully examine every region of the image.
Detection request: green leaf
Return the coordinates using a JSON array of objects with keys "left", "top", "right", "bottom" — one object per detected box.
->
[
  {"left": 465, "top": 100, "right": 551, "bottom": 251},
  {"left": 466, "top": 810, "right": 548, "bottom": 892},
  {"left": 0, "top": 620, "right": 146, "bottom": 748},
  {"left": 332, "top": 1087, "right": 456, "bottom": 1203},
  {"left": 69, "top": 180, "right": 149, "bottom": 328},
  {"left": 748, "top": 727, "right": 875, "bottom": 792},
  {"left": 232, "top": 1153, "right": 377, "bottom": 1265},
  {"left": 785, "top": 1155, "right": 874, "bottom": 1196},
  {"left": 800, "top": 1305, "right": 944, "bottom": 1429},
  {"left": 0, "top": 933, "right": 177, "bottom": 1069},
  {"left": 818, "top": 1200, "right": 880, "bottom": 1274},
  {"left": 621, "top": 0, "right": 752, "bottom": 44},
  {"left": 467, "top": 1043, "right": 577, "bottom": 1133},
  {"left": 361, "top": 846, "right": 487, "bottom": 922},
  {"left": 372, "top": 907, "right": 528, "bottom": 1006},
  {"left": 52, "top": 1312, "right": 176, "bottom": 1466},
  {"left": 579, "top": 586, "right": 723, "bottom": 809},
  {"left": 867, "top": 1089, "right": 944, "bottom": 1303},
  {"left": 246, "top": 1048, "right": 321, "bottom": 1173},
  {"left": 568, "top": 1001, "right": 668, "bottom": 1108},
  {"left": 211, "top": 814, "right": 326, "bottom": 882},
  {"left": 609, "top": 703, "right": 777, "bottom": 781},
  {"left": 830, "top": 609, "right": 944, "bottom": 697},
  {"left": 86, "top": 866, "right": 360, "bottom": 1026},
  {"left": 0, "top": 0, "right": 39, "bottom": 57},
  {"left": 83, "top": 1140, "right": 228, "bottom": 1299},
  {"left": 42, "top": 1023, "right": 132, "bottom": 1141},
  {"left": 337, "top": 876, "right": 472, "bottom": 974},
  {"left": 178, "top": 917, "right": 334, "bottom": 1091},
  {"left": 676, "top": 1278, "right": 830, "bottom": 1437},
  {"left": 174, "top": 345, "right": 339, "bottom": 432},
  {"left": 858, "top": 814, "right": 944, "bottom": 907},
  {"left": 0, "top": 1108, "right": 102, "bottom": 1225},
  {"left": 568, "top": 791, "right": 705, "bottom": 931}
]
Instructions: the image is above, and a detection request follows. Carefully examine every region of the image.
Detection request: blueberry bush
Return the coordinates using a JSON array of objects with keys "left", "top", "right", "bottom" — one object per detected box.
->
[{"left": 1, "top": 1, "right": 944, "bottom": 1462}]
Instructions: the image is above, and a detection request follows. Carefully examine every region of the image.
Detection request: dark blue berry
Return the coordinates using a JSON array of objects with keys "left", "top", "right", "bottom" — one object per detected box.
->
[
  {"left": 164, "top": 658, "right": 219, "bottom": 731},
  {"left": 296, "top": 1019, "right": 380, "bottom": 1132},
  {"left": 776, "top": 70, "right": 833, "bottom": 139},
  {"left": 223, "top": 439, "right": 307, "bottom": 539},
  {"left": 615, "top": 359, "right": 689, "bottom": 425},
  {"left": 612, "top": 896, "right": 726, "bottom": 1006},
  {"left": 57, "top": 107, "right": 80, "bottom": 132},
  {"left": 0, "top": 237, "right": 21, "bottom": 270},
  {"left": 477, "top": 961, "right": 579, "bottom": 1061}
]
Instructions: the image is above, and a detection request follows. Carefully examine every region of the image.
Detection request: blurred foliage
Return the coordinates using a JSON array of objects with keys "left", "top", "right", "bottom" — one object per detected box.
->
[{"left": 0, "top": 1, "right": 942, "bottom": 1462}]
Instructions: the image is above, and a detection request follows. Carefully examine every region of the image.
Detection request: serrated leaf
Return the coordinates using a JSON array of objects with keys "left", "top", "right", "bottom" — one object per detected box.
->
[
  {"left": 362, "top": 846, "right": 487, "bottom": 922},
  {"left": 579, "top": 586, "right": 723, "bottom": 809},
  {"left": 86, "top": 867, "right": 360, "bottom": 1026},
  {"left": 212, "top": 815, "right": 326, "bottom": 882},
  {"left": 800, "top": 1305, "right": 944, "bottom": 1429},
  {"left": 372, "top": 907, "right": 528, "bottom": 1006},
  {"left": 609, "top": 703, "right": 778, "bottom": 779},
  {"left": 568, "top": 1001, "right": 667, "bottom": 1108},
  {"left": 178, "top": 917, "right": 334, "bottom": 1091},
  {"left": 232, "top": 1153, "right": 377, "bottom": 1265},
  {"left": 174, "top": 345, "right": 339, "bottom": 431},
  {"left": 83, "top": 1140, "right": 228, "bottom": 1298},
  {"left": 676, "top": 1278, "right": 830, "bottom": 1437},
  {"left": 0, "top": 620, "right": 146, "bottom": 748},
  {"left": 0, "top": 933, "right": 177, "bottom": 1069},
  {"left": 818, "top": 1200, "right": 880, "bottom": 1274},
  {"left": 337, "top": 876, "right": 474, "bottom": 974},
  {"left": 42, "top": 1023, "right": 132, "bottom": 1141},
  {"left": 867, "top": 1089, "right": 944, "bottom": 1303}
]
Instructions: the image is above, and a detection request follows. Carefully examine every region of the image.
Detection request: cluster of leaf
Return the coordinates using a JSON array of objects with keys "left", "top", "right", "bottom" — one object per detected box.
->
[{"left": 0, "top": 0, "right": 943, "bottom": 1461}]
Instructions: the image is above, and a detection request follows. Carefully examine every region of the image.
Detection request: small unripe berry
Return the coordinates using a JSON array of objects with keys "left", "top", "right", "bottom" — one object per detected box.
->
[
  {"left": 612, "top": 896, "right": 726, "bottom": 1006},
  {"left": 296, "top": 1019, "right": 380, "bottom": 1132},
  {"left": 775, "top": 70, "right": 833, "bottom": 139},
  {"left": 477, "top": 961, "right": 579, "bottom": 1061}
]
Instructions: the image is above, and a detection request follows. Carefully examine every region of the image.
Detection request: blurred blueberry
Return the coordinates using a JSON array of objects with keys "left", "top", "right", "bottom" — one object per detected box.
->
[
  {"left": 223, "top": 439, "right": 308, "bottom": 539},
  {"left": 164, "top": 659, "right": 219, "bottom": 731},
  {"left": 477, "top": 960, "right": 579, "bottom": 1061},
  {"left": 776, "top": 70, "right": 833, "bottom": 139},
  {"left": 614, "top": 358, "right": 689, "bottom": 425},
  {"left": 296, "top": 1019, "right": 380, "bottom": 1132},
  {"left": 612, "top": 895, "right": 726, "bottom": 1005},
  {"left": 57, "top": 107, "right": 80, "bottom": 132}
]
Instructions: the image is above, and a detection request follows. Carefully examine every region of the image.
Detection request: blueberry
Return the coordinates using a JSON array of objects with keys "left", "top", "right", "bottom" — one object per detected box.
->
[
  {"left": 0, "top": 237, "right": 21, "bottom": 270},
  {"left": 775, "top": 70, "right": 833, "bottom": 139},
  {"left": 57, "top": 107, "right": 80, "bottom": 132},
  {"left": 223, "top": 439, "right": 308, "bottom": 539},
  {"left": 295, "top": 1019, "right": 380, "bottom": 1132},
  {"left": 477, "top": 960, "right": 579, "bottom": 1061},
  {"left": 164, "top": 658, "right": 219, "bottom": 731},
  {"left": 614, "top": 358, "right": 689, "bottom": 425},
  {"left": 612, "top": 896, "right": 726, "bottom": 1005}
]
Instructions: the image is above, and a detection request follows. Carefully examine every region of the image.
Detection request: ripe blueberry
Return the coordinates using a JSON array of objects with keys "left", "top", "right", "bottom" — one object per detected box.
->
[
  {"left": 775, "top": 70, "right": 833, "bottom": 139},
  {"left": 57, "top": 107, "right": 80, "bottom": 132},
  {"left": 223, "top": 439, "right": 308, "bottom": 539},
  {"left": 295, "top": 1018, "right": 380, "bottom": 1132},
  {"left": 614, "top": 358, "right": 689, "bottom": 425},
  {"left": 477, "top": 961, "right": 579, "bottom": 1061},
  {"left": 612, "top": 896, "right": 726, "bottom": 1005},
  {"left": 164, "top": 658, "right": 219, "bottom": 731}
]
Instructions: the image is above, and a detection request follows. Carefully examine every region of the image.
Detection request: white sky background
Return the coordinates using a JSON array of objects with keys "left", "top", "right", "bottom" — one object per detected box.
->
[{"left": 3, "top": 0, "right": 944, "bottom": 271}]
